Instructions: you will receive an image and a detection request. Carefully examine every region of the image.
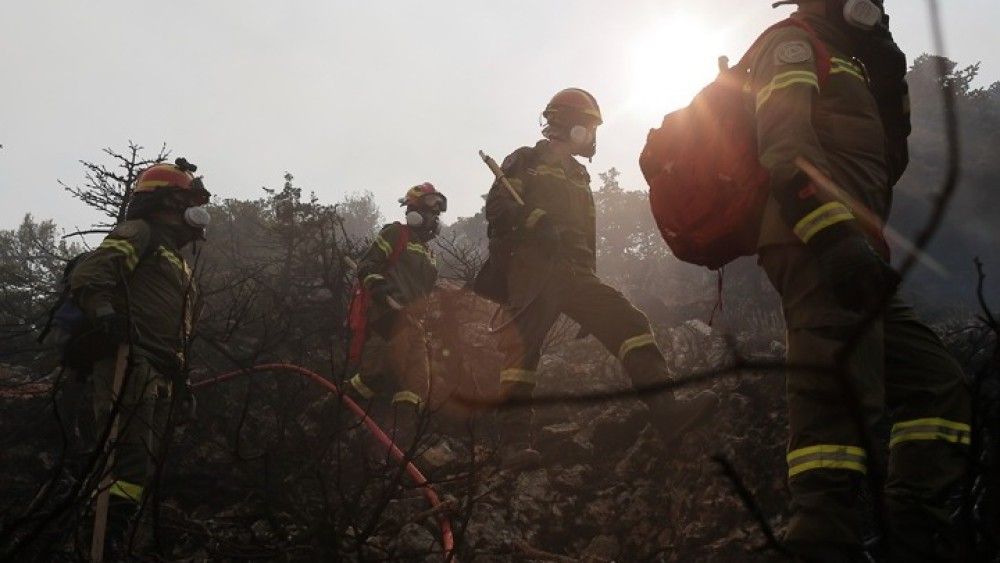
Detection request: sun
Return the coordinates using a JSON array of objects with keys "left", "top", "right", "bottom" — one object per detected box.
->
[{"left": 626, "top": 17, "right": 730, "bottom": 122}]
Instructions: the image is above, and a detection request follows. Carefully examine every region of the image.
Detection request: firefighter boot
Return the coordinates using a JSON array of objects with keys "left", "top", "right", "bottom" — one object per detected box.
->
[
  {"left": 623, "top": 345, "right": 719, "bottom": 445},
  {"left": 344, "top": 373, "right": 381, "bottom": 417},
  {"left": 497, "top": 381, "right": 541, "bottom": 470},
  {"left": 103, "top": 497, "right": 154, "bottom": 559},
  {"left": 387, "top": 396, "right": 423, "bottom": 456},
  {"left": 642, "top": 390, "right": 720, "bottom": 446},
  {"left": 340, "top": 376, "right": 396, "bottom": 465}
]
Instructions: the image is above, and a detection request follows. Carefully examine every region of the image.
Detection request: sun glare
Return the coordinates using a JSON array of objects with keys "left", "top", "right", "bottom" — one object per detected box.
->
[{"left": 627, "top": 17, "right": 729, "bottom": 123}]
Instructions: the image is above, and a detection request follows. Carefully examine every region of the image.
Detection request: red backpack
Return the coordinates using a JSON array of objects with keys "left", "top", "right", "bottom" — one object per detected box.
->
[
  {"left": 346, "top": 223, "right": 410, "bottom": 366},
  {"left": 640, "top": 18, "right": 831, "bottom": 270}
]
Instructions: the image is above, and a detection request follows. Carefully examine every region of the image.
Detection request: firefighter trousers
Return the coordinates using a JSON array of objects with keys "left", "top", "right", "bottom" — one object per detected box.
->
[
  {"left": 348, "top": 312, "right": 429, "bottom": 417},
  {"left": 91, "top": 354, "right": 173, "bottom": 506},
  {"left": 760, "top": 244, "right": 971, "bottom": 562},
  {"left": 496, "top": 247, "right": 671, "bottom": 445}
]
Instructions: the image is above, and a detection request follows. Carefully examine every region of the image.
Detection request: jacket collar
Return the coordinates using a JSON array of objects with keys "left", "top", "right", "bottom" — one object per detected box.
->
[
  {"left": 791, "top": 11, "right": 859, "bottom": 57},
  {"left": 535, "top": 139, "right": 581, "bottom": 169},
  {"left": 148, "top": 220, "right": 189, "bottom": 252}
]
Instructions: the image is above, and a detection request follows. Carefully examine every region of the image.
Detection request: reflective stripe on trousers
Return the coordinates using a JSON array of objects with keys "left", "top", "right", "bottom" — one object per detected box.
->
[
  {"left": 349, "top": 374, "right": 376, "bottom": 400},
  {"left": 618, "top": 333, "right": 656, "bottom": 362},
  {"left": 889, "top": 417, "right": 970, "bottom": 448},
  {"left": 109, "top": 479, "right": 143, "bottom": 502},
  {"left": 392, "top": 390, "right": 423, "bottom": 407},
  {"left": 787, "top": 444, "right": 867, "bottom": 478},
  {"left": 500, "top": 368, "right": 537, "bottom": 387}
]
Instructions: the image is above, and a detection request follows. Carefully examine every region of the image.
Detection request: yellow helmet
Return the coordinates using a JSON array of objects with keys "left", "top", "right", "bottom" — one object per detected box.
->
[{"left": 398, "top": 182, "right": 447, "bottom": 212}]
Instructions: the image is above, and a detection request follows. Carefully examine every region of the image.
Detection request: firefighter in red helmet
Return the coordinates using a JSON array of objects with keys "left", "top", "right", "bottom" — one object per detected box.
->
[
  {"left": 346, "top": 183, "right": 446, "bottom": 449},
  {"left": 479, "top": 89, "right": 719, "bottom": 469},
  {"left": 70, "top": 157, "right": 210, "bottom": 555}
]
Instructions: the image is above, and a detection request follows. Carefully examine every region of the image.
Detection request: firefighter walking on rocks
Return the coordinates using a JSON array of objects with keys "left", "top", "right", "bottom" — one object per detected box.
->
[
  {"left": 479, "top": 88, "right": 718, "bottom": 469},
  {"left": 346, "top": 183, "right": 446, "bottom": 449},
  {"left": 751, "top": 1, "right": 970, "bottom": 560},
  {"left": 70, "top": 158, "right": 210, "bottom": 555}
]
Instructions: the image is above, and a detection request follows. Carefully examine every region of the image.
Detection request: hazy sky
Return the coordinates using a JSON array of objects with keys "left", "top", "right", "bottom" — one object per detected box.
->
[{"left": 1, "top": 0, "right": 997, "bottom": 234}]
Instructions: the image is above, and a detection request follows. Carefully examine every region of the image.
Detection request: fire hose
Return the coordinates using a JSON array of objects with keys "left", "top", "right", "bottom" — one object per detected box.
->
[{"left": 191, "top": 363, "right": 456, "bottom": 561}]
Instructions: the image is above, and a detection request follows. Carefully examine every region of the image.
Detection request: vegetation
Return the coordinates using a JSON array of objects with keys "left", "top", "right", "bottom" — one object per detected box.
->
[{"left": 0, "top": 55, "right": 997, "bottom": 560}]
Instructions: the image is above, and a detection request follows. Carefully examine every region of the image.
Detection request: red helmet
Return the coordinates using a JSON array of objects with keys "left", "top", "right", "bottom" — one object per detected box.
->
[
  {"left": 543, "top": 88, "right": 603, "bottom": 126},
  {"left": 134, "top": 158, "right": 210, "bottom": 205},
  {"left": 399, "top": 182, "right": 447, "bottom": 212}
]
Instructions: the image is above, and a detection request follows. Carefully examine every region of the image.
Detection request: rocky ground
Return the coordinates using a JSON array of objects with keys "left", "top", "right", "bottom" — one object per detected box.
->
[{"left": 0, "top": 295, "right": 993, "bottom": 561}]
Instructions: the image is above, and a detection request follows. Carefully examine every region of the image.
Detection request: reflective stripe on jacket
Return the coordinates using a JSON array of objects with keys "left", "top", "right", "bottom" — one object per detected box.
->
[{"left": 69, "top": 220, "right": 198, "bottom": 374}]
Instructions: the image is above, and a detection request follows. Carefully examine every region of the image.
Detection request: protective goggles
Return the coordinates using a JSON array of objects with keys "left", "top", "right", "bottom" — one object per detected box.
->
[
  {"left": 187, "top": 177, "right": 211, "bottom": 205},
  {"left": 420, "top": 193, "right": 448, "bottom": 213}
]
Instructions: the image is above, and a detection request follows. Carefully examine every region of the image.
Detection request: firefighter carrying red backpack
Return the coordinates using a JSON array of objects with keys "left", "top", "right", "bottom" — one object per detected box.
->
[
  {"left": 344, "top": 182, "right": 447, "bottom": 370},
  {"left": 345, "top": 224, "right": 411, "bottom": 367},
  {"left": 639, "top": 18, "right": 831, "bottom": 270}
]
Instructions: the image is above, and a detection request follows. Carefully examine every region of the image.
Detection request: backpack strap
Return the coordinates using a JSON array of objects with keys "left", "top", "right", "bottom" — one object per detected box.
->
[
  {"left": 734, "top": 18, "right": 832, "bottom": 87},
  {"left": 37, "top": 253, "right": 90, "bottom": 343},
  {"left": 387, "top": 222, "right": 411, "bottom": 268},
  {"left": 346, "top": 223, "right": 411, "bottom": 359},
  {"left": 140, "top": 223, "right": 163, "bottom": 266},
  {"left": 37, "top": 223, "right": 161, "bottom": 344}
]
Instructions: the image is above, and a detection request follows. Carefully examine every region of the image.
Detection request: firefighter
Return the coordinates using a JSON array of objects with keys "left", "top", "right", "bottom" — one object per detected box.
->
[
  {"left": 752, "top": 1, "right": 970, "bottom": 560},
  {"left": 346, "top": 183, "right": 446, "bottom": 449},
  {"left": 482, "top": 88, "right": 719, "bottom": 469},
  {"left": 70, "top": 158, "right": 209, "bottom": 553}
]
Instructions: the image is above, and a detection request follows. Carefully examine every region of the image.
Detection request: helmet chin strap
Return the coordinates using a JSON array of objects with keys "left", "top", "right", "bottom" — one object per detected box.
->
[{"left": 541, "top": 122, "right": 566, "bottom": 143}]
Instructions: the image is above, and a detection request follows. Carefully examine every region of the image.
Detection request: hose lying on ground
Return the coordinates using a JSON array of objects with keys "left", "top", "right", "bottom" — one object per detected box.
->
[{"left": 191, "top": 363, "right": 456, "bottom": 561}]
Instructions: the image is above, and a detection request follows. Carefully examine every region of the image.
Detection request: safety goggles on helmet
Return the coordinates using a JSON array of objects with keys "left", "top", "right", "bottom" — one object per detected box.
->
[
  {"left": 186, "top": 177, "right": 211, "bottom": 205},
  {"left": 420, "top": 193, "right": 447, "bottom": 213},
  {"left": 399, "top": 182, "right": 447, "bottom": 213}
]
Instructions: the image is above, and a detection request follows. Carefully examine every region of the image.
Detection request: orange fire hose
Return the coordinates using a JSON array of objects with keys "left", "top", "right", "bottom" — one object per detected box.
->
[{"left": 191, "top": 363, "right": 455, "bottom": 560}]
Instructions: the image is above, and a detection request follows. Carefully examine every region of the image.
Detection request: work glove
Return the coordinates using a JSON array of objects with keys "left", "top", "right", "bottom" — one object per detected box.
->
[
  {"left": 371, "top": 280, "right": 404, "bottom": 309},
  {"left": 813, "top": 230, "right": 900, "bottom": 314},
  {"left": 93, "top": 303, "right": 131, "bottom": 344},
  {"left": 532, "top": 216, "right": 562, "bottom": 253}
]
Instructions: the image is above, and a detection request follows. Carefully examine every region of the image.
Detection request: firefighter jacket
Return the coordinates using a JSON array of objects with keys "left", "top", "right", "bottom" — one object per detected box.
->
[
  {"left": 749, "top": 13, "right": 890, "bottom": 250},
  {"left": 484, "top": 140, "right": 597, "bottom": 271},
  {"left": 70, "top": 220, "right": 199, "bottom": 376},
  {"left": 357, "top": 222, "right": 438, "bottom": 321}
]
